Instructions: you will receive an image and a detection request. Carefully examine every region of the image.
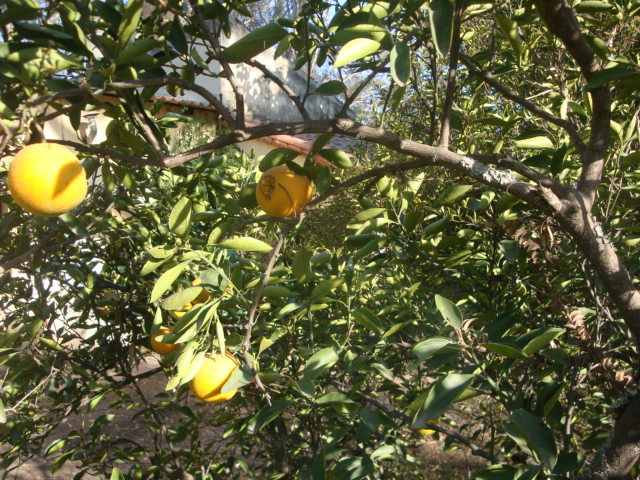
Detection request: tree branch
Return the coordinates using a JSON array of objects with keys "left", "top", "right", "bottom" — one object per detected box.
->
[
  {"left": 438, "top": 0, "right": 464, "bottom": 148},
  {"left": 188, "top": 0, "right": 245, "bottom": 127},
  {"left": 339, "top": 64, "right": 385, "bottom": 117},
  {"left": 459, "top": 53, "right": 586, "bottom": 154},
  {"left": 533, "top": 0, "right": 610, "bottom": 211},
  {"left": 242, "top": 225, "right": 292, "bottom": 403},
  {"left": 248, "top": 59, "right": 311, "bottom": 121}
]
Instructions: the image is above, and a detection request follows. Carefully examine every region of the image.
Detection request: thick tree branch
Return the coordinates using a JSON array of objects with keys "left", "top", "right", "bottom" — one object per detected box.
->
[
  {"left": 583, "top": 394, "right": 640, "bottom": 480},
  {"left": 534, "top": 0, "right": 610, "bottom": 211},
  {"left": 459, "top": 53, "right": 586, "bottom": 153}
]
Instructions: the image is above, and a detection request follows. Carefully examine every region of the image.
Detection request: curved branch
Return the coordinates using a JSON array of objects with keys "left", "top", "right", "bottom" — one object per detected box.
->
[
  {"left": 187, "top": 0, "right": 245, "bottom": 126},
  {"left": 459, "top": 53, "right": 586, "bottom": 154},
  {"left": 533, "top": 0, "right": 610, "bottom": 211},
  {"left": 338, "top": 64, "right": 385, "bottom": 117},
  {"left": 248, "top": 59, "right": 311, "bottom": 121}
]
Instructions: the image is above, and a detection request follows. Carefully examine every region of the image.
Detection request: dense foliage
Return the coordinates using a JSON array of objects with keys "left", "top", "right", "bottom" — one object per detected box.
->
[{"left": 1, "top": 0, "right": 639, "bottom": 479}]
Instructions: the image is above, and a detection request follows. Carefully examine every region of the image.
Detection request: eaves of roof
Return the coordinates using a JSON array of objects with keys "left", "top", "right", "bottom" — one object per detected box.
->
[{"left": 149, "top": 95, "right": 356, "bottom": 164}]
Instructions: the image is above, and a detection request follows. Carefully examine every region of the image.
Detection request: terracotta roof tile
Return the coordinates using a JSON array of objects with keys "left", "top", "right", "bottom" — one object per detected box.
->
[{"left": 148, "top": 95, "right": 356, "bottom": 161}]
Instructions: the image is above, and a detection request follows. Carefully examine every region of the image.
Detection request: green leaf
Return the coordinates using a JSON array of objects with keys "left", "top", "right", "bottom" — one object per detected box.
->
[
  {"left": 311, "top": 278, "right": 344, "bottom": 298},
  {"left": 429, "top": 0, "right": 455, "bottom": 57},
  {"left": 0, "top": 398, "right": 5, "bottom": 424},
  {"left": 259, "top": 147, "right": 300, "bottom": 171},
  {"left": 110, "top": 467, "right": 125, "bottom": 480},
  {"left": 251, "top": 399, "right": 293, "bottom": 433},
  {"left": 350, "top": 208, "right": 387, "bottom": 224},
  {"left": 319, "top": 148, "right": 353, "bottom": 168},
  {"left": 413, "top": 337, "right": 461, "bottom": 361},
  {"left": 353, "top": 308, "right": 383, "bottom": 334},
  {"left": 473, "top": 465, "right": 519, "bottom": 480},
  {"left": 507, "top": 409, "right": 558, "bottom": 469},
  {"left": 168, "top": 197, "right": 192, "bottom": 237},
  {"left": 584, "top": 67, "right": 637, "bottom": 90},
  {"left": 433, "top": 185, "right": 473, "bottom": 207},
  {"left": 169, "top": 16, "right": 188, "bottom": 55},
  {"left": 310, "top": 133, "right": 334, "bottom": 154},
  {"left": 382, "top": 321, "right": 413, "bottom": 339},
  {"left": 514, "top": 133, "right": 554, "bottom": 149},
  {"left": 314, "top": 80, "right": 347, "bottom": 96},
  {"left": 495, "top": 14, "right": 523, "bottom": 58},
  {"left": 221, "top": 364, "right": 254, "bottom": 393},
  {"left": 150, "top": 262, "right": 189, "bottom": 303},
  {"left": 316, "top": 391, "right": 356, "bottom": 405},
  {"left": 575, "top": 1, "right": 616, "bottom": 13},
  {"left": 224, "top": 22, "right": 288, "bottom": 63},
  {"left": 262, "top": 285, "right": 297, "bottom": 298},
  {"left": 422, "top": 217, "right": 450, "bottom": 236},
  {"left": 161, "top": 286, "right": 202, "bottom": 311},
  {"left": 390, "top": 41, "right": 411, "bottom": 86},
  {"left": 293, "top": 248, "right": 313, "bottom": 284},
  {"left": 115, "top": 37, "right": 161, "bottom": 65},
  {"left": 117, "top": 0, "right": 143, "bottom": 47},
  {"left": 434, "top": 294, "right": 462, "bottom": 329},
  {"left": 482, "top": 342, "right": 528, "bottom": 360},
  {"left": 218, "top": 236, "right": 273, "bottom": 252},
  {"left": 304, "top": 347, "right": 339, "bottom": 380},
  {"left": 334, "top": 38, "right": 381, "bottom": 68},
  {"left": 411, "top": 374, "right": 474, "bottom": 428},
  {"left": 44, "top": 438, "right": 69, "bottom": 457},
  {"left": 516, "top": 327, "right": 565, "bottom": 356}
]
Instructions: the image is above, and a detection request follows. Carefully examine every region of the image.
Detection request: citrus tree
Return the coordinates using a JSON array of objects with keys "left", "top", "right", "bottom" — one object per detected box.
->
[{"left": 1, "top": 0, "right": 640, "bottom": 479}]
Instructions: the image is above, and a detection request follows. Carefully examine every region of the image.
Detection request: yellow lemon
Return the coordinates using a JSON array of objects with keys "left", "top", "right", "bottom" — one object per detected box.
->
[
  {"left": 191, "top": 278, "right": 212, "bottom": 304},
  {"left": 171, "top": 302, "right": 193, "bottom": 319},
  {"left": 256, "top": 165, "right": 312, "bottom": 218},
  {"left": 150, "top": 326, "right": 180, "bottom": 356},
  {"left": 8, "top": 143, "right": 87, "bottom": 217},
  {"left": 189, "top": 352, "right": 239, "bottom": 403}
]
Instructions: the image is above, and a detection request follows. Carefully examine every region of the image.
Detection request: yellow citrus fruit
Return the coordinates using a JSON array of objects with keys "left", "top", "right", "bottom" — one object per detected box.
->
[
  {"left": 190, "top": 352, "right": 239, "bottom": 403},
  {"left": 411, "top": 420, "right": 438, "bottom": 436},
  {"left": 413, "top": 428, "right": 436, "bottom": 436},
  {"left": 256, "top": 165, "right": 312, "bottom": 218},
  {"left": 191, "top": 278, "right": 212, "bottom": 304},
  {"left": 171, "top": 302, "right": 193, "bottom": 319},
  {"left": 150, "top": 326, "right": 180, "bottom": 356},
  {"left": 8, "top": 143, "right": 87, "bottom": 217}
]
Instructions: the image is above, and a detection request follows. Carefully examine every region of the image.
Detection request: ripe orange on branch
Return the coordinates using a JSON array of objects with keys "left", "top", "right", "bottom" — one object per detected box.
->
[
  {"left": 150, "top": 326, "right": 180, "bottom": 356},
  {"left": 190, "top": 352, "right": 239, "bottom": 403},
  {"left": 256, "top": 165, "right": 312, "bottom": 218},
  {"left": 8, "top": 143, "right": 88, "bottom": 217}
]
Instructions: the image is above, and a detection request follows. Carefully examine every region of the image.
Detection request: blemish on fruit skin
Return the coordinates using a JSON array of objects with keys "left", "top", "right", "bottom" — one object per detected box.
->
[
  {"left": 278, "top": 183, "right": 294, "bottom": 209},
  {"left": 259, "top": 174, "right": 276, "bottom": 200}
]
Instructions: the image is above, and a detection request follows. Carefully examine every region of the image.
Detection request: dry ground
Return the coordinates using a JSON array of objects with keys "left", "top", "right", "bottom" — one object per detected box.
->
[{"left": 3, "top": 356, "right": 486, "bottom": 480}]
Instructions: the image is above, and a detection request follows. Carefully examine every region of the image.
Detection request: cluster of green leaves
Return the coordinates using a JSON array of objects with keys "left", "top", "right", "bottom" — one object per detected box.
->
[{"left": 1, "top": 0, "right": 640, "bottom": 479}]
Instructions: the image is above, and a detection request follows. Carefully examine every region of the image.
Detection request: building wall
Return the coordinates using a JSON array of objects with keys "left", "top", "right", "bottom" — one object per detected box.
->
[{"left": 158, "top": 19, "right": 347, "bottom": 124}]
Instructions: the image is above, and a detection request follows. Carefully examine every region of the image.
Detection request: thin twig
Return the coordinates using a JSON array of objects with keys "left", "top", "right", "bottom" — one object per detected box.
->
[
  {"left": 188, "top": 0, "right": 245, "bottom": 127},
  {"left": 242, "top": 225, "right": 293, "bottom": 403}
]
